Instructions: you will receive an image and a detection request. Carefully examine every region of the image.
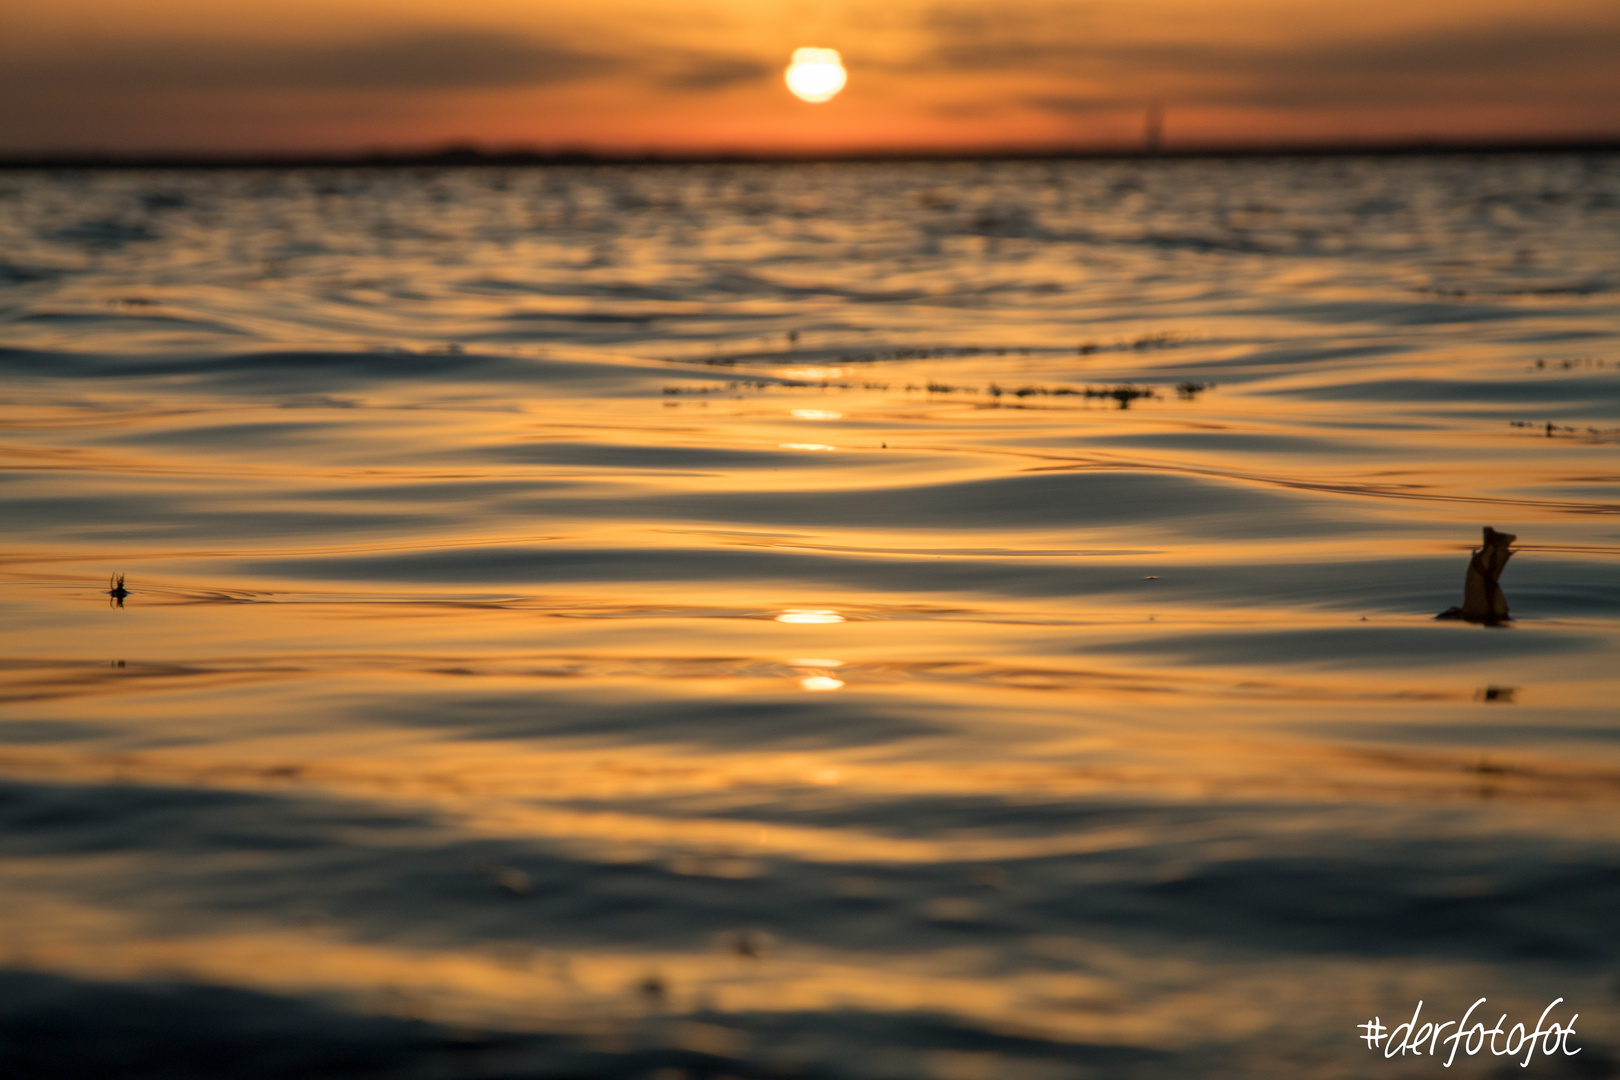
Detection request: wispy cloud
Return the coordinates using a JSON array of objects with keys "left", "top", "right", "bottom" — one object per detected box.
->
[
  {"left": 0, "top": 29, "right": 623, "bottom": 93},
  {"left": 918, "top": 13, "right": 1620, "bottom": 109},
  {"left": 2, "top": 27, "right": 785, "bottom": 103},
  {"left": 659, "top": 57, "right": 775, "bottom": 92}
]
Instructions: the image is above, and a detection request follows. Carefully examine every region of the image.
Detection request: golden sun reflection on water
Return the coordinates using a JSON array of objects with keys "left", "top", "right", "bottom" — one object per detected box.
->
[
  {"left": 798, "top": 674, "right": 845, "bottom": 691},
  {"left": 776, "top": 367, "right": 846, "bottom": 380},
  {"left": 774, "top": 609, "right": 846, "bottom": 624}
]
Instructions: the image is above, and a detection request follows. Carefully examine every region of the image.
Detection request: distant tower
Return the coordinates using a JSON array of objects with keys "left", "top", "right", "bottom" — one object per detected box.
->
[{"left": 1144, "top": 103, "right": 1164, "bottom": 155}]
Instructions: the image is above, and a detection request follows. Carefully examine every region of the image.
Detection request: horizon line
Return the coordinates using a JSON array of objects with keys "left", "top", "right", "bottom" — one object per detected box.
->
[{"left": 3, "top": 134, "right": 1619, "bottom": 170}]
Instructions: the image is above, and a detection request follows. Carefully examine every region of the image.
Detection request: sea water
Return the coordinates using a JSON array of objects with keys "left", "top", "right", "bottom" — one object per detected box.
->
[{"left": 1, "top": 156, "right": 1618, "bottom": 1077}]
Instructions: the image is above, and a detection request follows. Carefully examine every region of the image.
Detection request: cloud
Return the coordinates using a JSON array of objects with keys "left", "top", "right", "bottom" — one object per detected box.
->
[
  {"left": 659, "top": 56, "right": 774, "bottom": 92},
  {"left": 1158, "top": 23, "right": 1620, "bottom": 106},
  {"left": 919, "top": 13, "right": 1620, "bottom": 110},
  {"left": 0, "top": 29, "right": 624, "bottom": 94},
  {"left": 1022, "top": 95, "right": 1128, "bottom": 115},
  {"left": 1, "top": 26, "right": 783, "bottom": 105}
]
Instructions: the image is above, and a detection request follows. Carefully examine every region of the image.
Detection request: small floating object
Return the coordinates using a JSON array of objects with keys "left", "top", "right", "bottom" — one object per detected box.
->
[
  {"left": 637, "top": 974, "right": 667, "bottom": 1003},
  {"left": 493, "top": 867, "right": 532, "bottom": 896},
  {"left": 1436, "top": 527, "right": 1514, "bottom": 626},
  {"left": 730, "top": 929, "right": 772, "bottom": 958},
  {"left": 107, "top": 574, "right": 129, "bottom": 608}
]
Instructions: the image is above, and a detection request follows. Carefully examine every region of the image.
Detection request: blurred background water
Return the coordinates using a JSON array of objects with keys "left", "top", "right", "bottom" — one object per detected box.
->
[{"left": 1, "top": 154, "right": 1618, "bottom": 1078}]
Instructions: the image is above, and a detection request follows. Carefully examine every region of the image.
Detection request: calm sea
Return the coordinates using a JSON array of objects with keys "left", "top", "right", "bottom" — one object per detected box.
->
[{"left": 2, "top": 156, "right": 1618, "bottom": 1078}]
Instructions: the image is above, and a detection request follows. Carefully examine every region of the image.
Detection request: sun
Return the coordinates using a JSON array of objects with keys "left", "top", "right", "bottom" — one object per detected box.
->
[{"left": 785, "top": 48, "right": 847, "bottom": 104}]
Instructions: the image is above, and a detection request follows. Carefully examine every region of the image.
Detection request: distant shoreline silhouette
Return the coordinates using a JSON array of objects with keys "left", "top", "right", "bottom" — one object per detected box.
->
[{"left": 4, "top": 136, "right": 1618, "bottom": 171}]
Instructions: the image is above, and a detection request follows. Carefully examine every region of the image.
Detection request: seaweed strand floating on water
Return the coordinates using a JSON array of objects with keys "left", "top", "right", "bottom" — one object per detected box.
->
[{"left": 1436, "top": 527, "right": 1515, "bottom": 626}]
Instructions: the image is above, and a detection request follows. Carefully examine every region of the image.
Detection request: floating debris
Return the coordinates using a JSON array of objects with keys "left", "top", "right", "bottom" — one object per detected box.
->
[
  {"left": 971, "top": 866, "right": 1008, "bottom": 889},
  {"left": 493, "top": 867, "right": 532, "bottom": 896},
  {"left": 657, "top": 374, "right": 1184, "bottom": 410},
  {"left": 1106, "top": 386, "right": 1152, "bottom": 408},
  {"left": 1130, "top": 330, "right": 1181, "bottom": 350},
  {"left": 637, "top": 974, "right": 667, "bottom": 1003},
  {"left": 1508, "top": 419, "right": 1620, "bottom": 439},
  {"left": 730, "top": 930, "right": 771, "bottom": 958},
  {"left": 107, "top": 574, "right": 129, "bottom": 608},
  {"left": 467, "top": 857, "right": 532, "bottom": 896},
  {"left": 1436, "top": 527, "right": 1515, "bottom": 626},
  {"left": 984, "top": 383, "right": 1161, "bottom": 407},
  {"left": 1532, "top": 357, "right": 1607, "bottom": 370}
]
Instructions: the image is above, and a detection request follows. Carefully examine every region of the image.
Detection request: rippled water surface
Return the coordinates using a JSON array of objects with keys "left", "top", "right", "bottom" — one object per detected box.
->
[{"left": 2, "top": 156, "right": 1619, "bottom": 1078}]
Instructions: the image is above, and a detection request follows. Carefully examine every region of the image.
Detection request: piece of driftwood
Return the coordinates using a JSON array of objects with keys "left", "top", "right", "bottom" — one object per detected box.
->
[{"left": 1436, "top": 527, "right": 1515, "bottom": 625}]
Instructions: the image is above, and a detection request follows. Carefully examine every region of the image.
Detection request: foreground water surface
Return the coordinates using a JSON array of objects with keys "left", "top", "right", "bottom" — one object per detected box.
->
[{"left": 1, "top": 155, "right": 1618, "bottom": 1078}]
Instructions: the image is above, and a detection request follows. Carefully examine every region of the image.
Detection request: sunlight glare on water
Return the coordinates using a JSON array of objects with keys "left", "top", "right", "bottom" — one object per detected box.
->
[
  {"left": 775, "top": 609, "right": 847, "bottom": 624},
  {"left": 0, "top": 155, "right": 1618, "bottom": 1076}
]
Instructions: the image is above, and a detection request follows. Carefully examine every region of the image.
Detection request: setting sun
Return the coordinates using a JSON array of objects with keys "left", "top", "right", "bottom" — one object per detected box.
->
[{"left": 785, "top": 47, "right": 847, "bottom": 104}]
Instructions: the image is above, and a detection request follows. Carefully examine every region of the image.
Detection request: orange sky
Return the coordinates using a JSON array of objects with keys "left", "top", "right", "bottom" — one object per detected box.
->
[{"left": 2, "top": 0, "right": 1617, "bottom": 155}]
